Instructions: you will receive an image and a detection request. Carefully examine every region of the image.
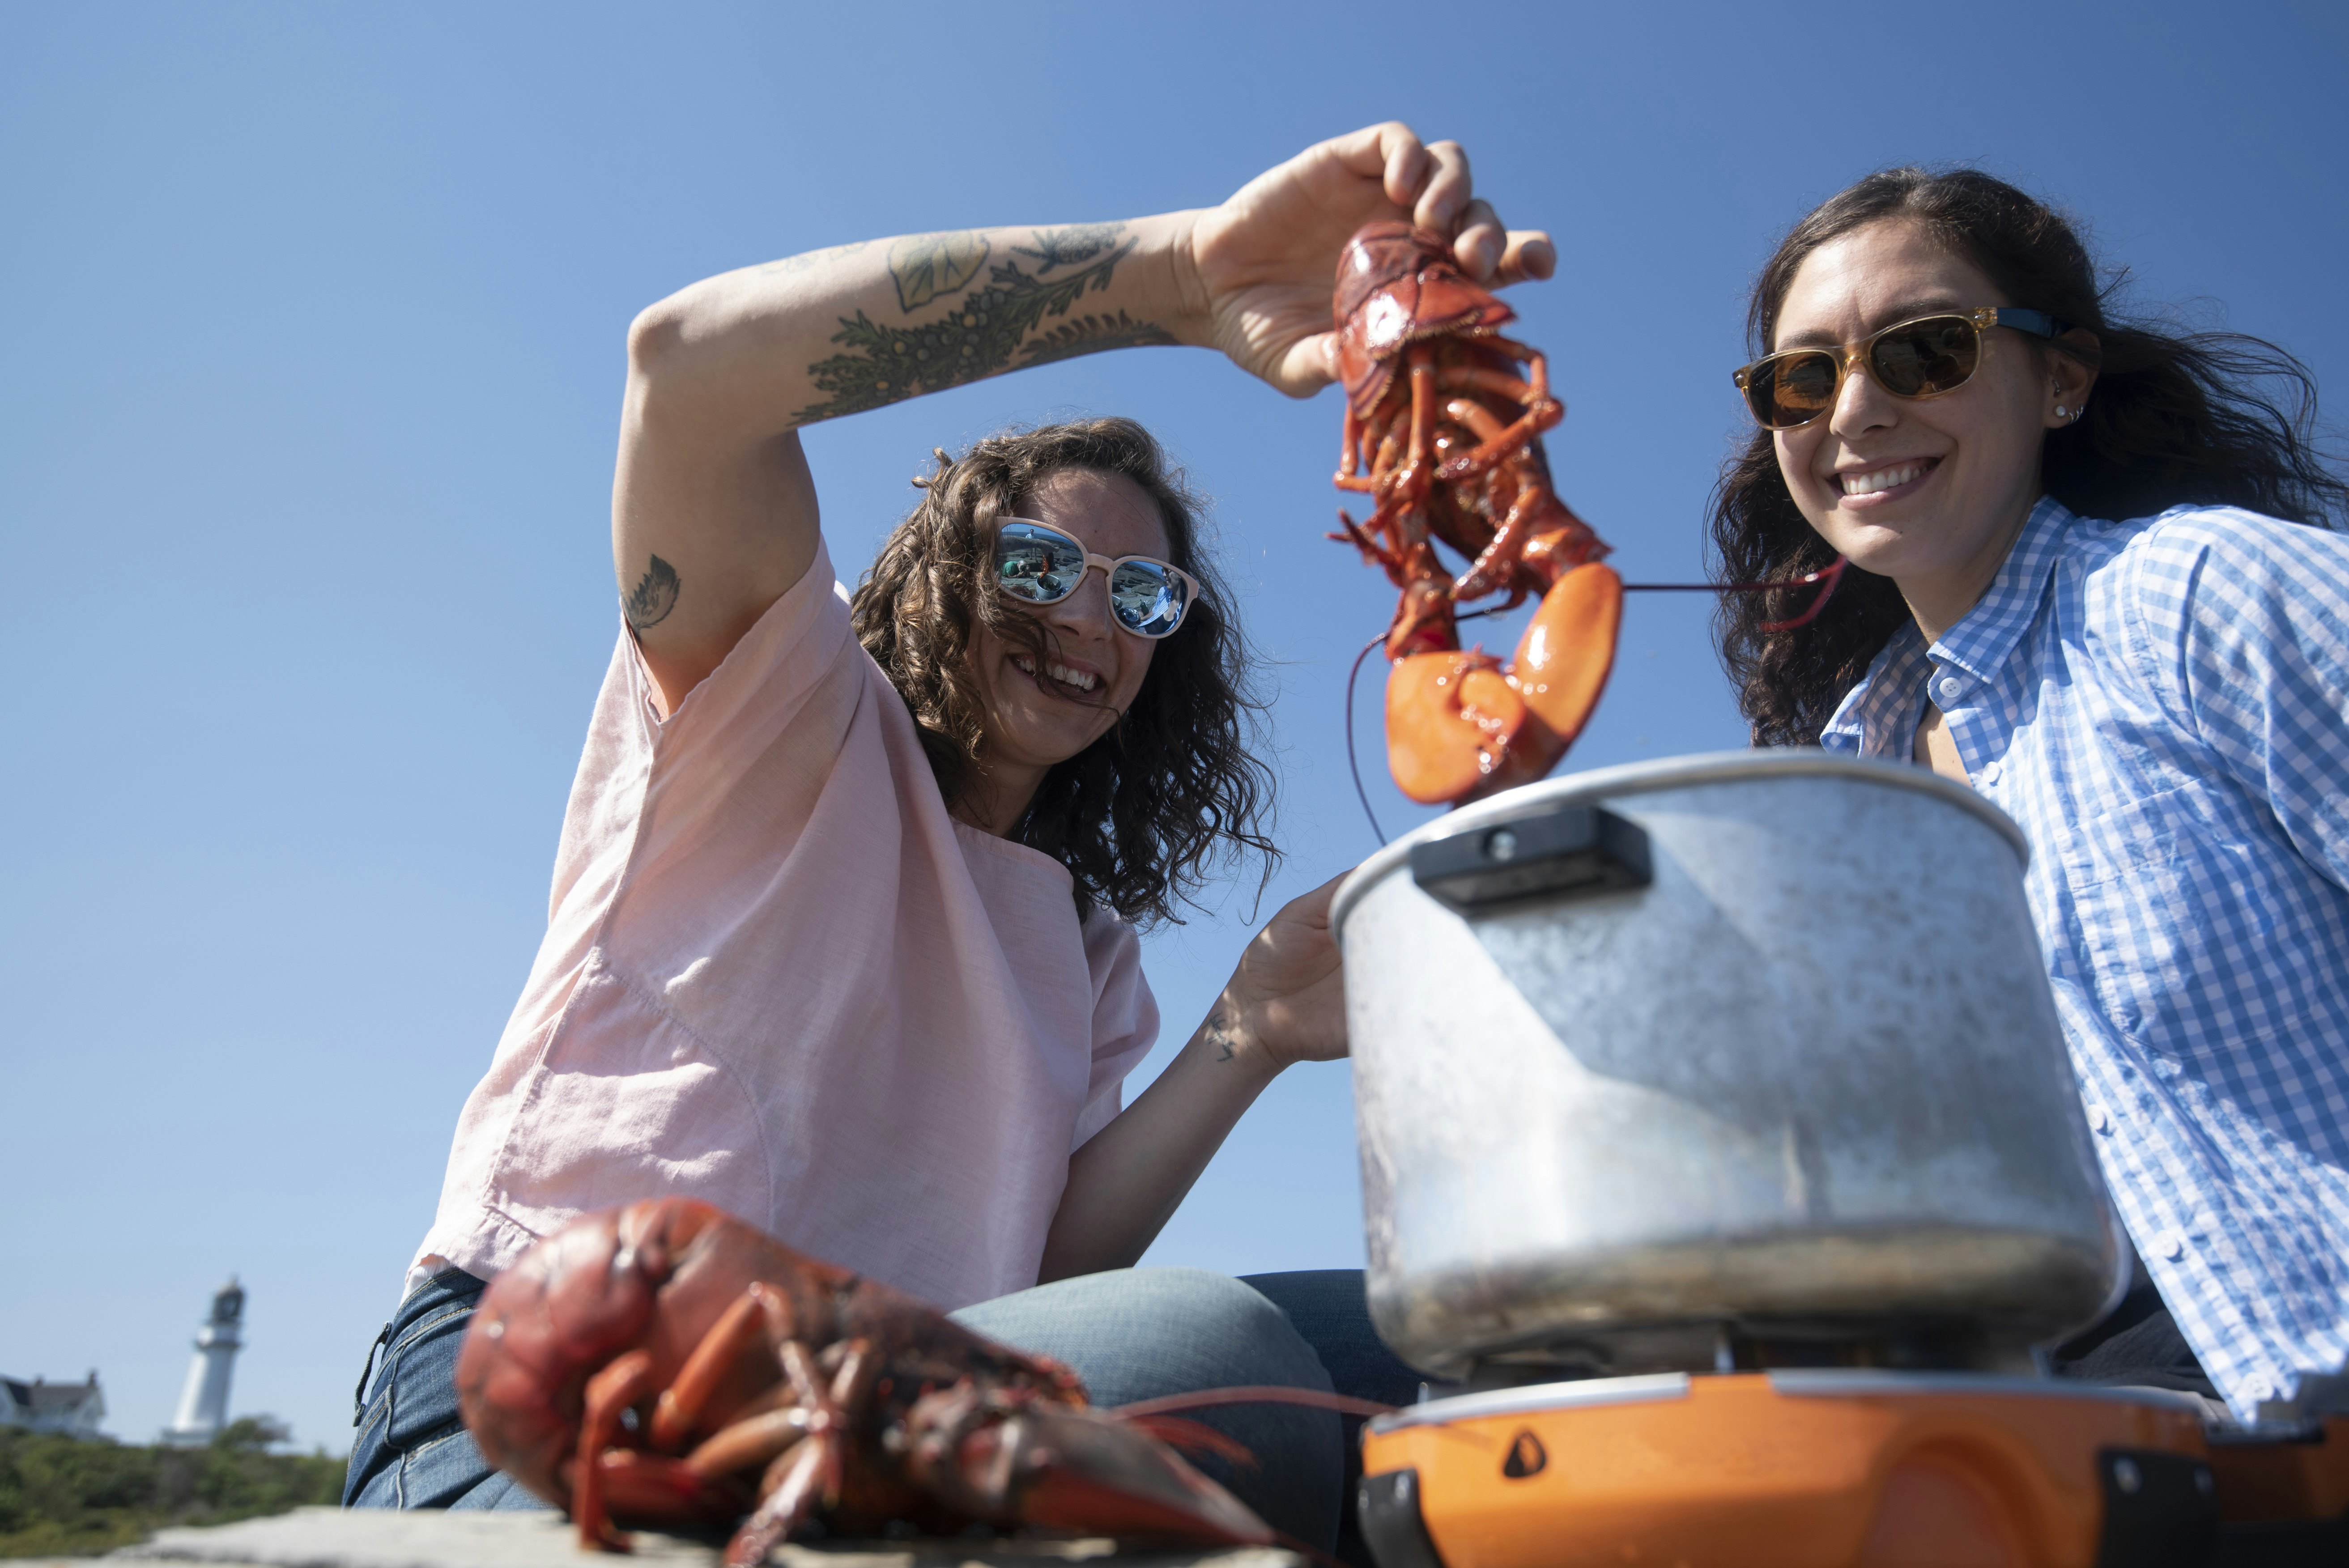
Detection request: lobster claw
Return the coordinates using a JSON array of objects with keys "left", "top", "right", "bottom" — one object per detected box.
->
[
  {"left": 1386, "top": 562, "right": 1623, "bottom": 806},
  {"left": 899, "top": 1385, "right": 1274, "bottom": 1547}
]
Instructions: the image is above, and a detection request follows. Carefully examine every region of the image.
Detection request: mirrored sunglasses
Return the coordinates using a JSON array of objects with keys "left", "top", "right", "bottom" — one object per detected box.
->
[
  {"left": 1733, "top": 307, "right": 2072, "bottom": 431},
  {"left": 992, "top": 518, "right": 1202, "bottom": 640}
]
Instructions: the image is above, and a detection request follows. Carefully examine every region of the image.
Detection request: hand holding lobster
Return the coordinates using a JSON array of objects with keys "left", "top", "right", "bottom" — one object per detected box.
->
[
  {"left": 456, "top": 1200, "right": 1273, "bottom": 1563},
  {"left": 1179, "top": 123, "right": 1554, "bottom": 396},
  {"left": 1329, "top": 223, "right": 1622, "bottom": 807}
]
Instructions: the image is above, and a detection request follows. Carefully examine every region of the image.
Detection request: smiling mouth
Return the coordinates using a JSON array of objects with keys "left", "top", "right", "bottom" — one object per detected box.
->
[
  {"left": 1012, "top": 653, "right": 1100, "bottom": 695},
  {"left": 1839, "top": 458, "right": 1938, "bottom": 497}
]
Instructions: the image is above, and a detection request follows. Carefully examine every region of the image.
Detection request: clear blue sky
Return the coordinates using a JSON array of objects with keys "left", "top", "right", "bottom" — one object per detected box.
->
[{"left": 5, "top": 2, "right": 2343, "bottom": 1451}]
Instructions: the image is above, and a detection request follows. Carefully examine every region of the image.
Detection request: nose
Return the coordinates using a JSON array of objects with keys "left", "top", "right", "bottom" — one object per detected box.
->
[
  {"left": 1827, "top": 349, "right": 1898, "bottom": 439},
  {"left": 1041, "top": 561, "right": 1117, "bottom": 642}
]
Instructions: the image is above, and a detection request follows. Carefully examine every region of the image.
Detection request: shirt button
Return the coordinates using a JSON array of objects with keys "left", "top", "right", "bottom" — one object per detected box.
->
[
  {"left": 1979, "top": 761, "right": 2001, "bottom": 785},
  {"left": 1936, "top": 677, "right": 1961, "bottom": 702},
  {"left": 2084, "top": 1103, "right": 2111, "bottom": 1133},
  {"left": 2153, "top": 1231, "right": 2187, "bottom": 1261}
]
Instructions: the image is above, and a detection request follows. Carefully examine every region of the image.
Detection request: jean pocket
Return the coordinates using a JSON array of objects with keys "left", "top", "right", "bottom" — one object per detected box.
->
[{"left": 383, "top": 1300, "right": 479, "bottom": 1451}]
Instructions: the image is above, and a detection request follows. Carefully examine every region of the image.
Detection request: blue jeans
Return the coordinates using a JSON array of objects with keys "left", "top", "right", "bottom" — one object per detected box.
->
[
  {"left": 345, "top": 1264, "right": 1418, "bottom": 1557},
  {"left": 343, "top": 1269, "right": 542, "bottom": 1511}
]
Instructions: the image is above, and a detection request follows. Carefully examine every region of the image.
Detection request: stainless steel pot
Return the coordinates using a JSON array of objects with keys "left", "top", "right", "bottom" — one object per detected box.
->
[{"left": 1333, "top": 751, "right": 2124, "bottom": 1379}]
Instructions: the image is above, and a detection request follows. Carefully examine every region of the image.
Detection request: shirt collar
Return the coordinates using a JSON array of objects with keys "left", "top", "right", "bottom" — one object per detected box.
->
[
  {"left": 1929, "top": 494, "right": 2074, "bottom": 688},
  {"left": 1817, "top": 494, "right": 2075, "bottom": 758}
]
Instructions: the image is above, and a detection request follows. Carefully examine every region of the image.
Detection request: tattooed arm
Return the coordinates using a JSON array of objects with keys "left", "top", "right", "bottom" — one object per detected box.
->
[
  {"left": 1038, "top": 871, "right": 1348, "bottom": 1281},
  {"left": 613, "top": 123, "right": 1553, "bottom": 714}
]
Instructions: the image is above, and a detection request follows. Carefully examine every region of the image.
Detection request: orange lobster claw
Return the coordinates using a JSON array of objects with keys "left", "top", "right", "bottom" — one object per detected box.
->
[{"left": 1385, "top": 562, "right": 1622, "bottom": 806}]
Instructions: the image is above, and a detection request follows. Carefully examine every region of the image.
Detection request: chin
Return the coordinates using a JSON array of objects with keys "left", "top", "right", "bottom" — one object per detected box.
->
[{"left": 1002, "top": 713, "right": 1111, "bottom": 768}]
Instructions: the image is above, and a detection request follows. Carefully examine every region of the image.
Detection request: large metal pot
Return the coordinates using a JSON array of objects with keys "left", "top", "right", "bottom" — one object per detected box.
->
[{"left": 1333, "top": 751, "right": 2124, "bottom": 1379}]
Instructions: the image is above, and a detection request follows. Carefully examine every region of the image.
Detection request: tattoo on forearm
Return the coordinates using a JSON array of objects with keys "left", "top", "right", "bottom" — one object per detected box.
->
[
  {"left": 796, "top": 222, "right": 1175, "bottom": 421},
  {"left": 1204, "top": 1007, "right": 1239, "bottom": 1064},
  {"left": 758, "top": 240, "right": 872, "bottom": 279},
  {"left": 625, "top": 554, "right": 681, "bottom": 631},
  {"left": 1013, "top": 223, "right": 1124, "bottom": 269},
  {"left": 1020, "top": 310, "right": 1179, "bottom": 369},
  {"left": 888, "top": 231, "right": 991, "bottom": 311}
]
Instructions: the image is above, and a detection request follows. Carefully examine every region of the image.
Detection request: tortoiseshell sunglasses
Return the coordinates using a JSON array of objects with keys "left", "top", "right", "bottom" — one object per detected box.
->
[{"left": 1733, "top": 307, "right": 2077, "bottom": 430}]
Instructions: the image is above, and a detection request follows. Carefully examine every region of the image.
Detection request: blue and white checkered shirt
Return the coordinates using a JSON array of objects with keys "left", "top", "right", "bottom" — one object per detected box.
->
[{"left": 1819, "top": 496, "right": 2349, "bottom": 1420}]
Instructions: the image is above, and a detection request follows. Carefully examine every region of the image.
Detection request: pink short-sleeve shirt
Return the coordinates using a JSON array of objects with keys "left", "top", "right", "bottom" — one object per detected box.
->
[{"left": 411, "top": 541, "right": 1158, "bottom": 1309}]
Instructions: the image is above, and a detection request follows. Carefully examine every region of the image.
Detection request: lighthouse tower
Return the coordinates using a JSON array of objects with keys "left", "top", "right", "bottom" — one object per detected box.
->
[{"left": 162, "top": 1278, "right": 244, "bottom": 1446}]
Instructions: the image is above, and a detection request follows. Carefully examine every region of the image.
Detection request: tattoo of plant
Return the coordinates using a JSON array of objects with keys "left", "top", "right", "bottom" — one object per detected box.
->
[
  {"left": 625, "top": 554, "right": 680, "bottom": 631},
  {"left": 798, "top": 225, "right": 1169, "bottom": 420},
  {"left": 1019, "top": 310, "right": 1179, "bottom": 369},
  {"left": 1013, "top": 223, "right": 1124, "bottom": 270},
  {"left": 887, "top": 231, "right": 990, "bottom": 312}
]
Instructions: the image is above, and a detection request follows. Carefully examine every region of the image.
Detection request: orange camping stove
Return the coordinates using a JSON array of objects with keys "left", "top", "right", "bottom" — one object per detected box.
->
[{"left": 1356, "top": 1370, "right": 2349, "bottom": 1568}]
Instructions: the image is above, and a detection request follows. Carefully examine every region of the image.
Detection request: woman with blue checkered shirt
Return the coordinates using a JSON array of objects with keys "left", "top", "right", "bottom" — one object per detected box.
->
[{"left": 1711, "top": 168, "right": 2349, "bottom": 1424}]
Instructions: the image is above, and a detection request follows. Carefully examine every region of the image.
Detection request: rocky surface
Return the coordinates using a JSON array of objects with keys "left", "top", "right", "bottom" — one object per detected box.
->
[{"left": 10, "top": 1507, "right": 1296, "bottom": 1568}]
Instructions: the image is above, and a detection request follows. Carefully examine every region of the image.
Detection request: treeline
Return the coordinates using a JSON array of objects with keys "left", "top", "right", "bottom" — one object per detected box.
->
[{"left": 0, "top": 1419, "right": 344, "bottom": 1558}]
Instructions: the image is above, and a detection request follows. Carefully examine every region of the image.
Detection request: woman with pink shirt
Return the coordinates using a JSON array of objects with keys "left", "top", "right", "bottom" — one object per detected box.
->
[{"left": 343, "top": 125, "right": 1553, "bottom": 1555}]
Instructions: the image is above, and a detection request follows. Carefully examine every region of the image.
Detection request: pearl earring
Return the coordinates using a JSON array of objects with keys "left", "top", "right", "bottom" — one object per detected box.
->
[{"left": 2054, "top": 405, "right": 2070, "bottom": 419}]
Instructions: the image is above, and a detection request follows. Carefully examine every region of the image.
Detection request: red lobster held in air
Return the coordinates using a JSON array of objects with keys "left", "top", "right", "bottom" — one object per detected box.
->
[
  {"left": 1330, "top": 222, "right": 1622, "bottom": 807},
  {"left": 456, "top": 1200, "right": 1273, "bottom": 1563}
]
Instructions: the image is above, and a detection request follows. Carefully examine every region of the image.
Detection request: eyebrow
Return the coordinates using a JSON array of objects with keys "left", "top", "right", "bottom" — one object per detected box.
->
[{"left": 1776, "top": 295, "right": 1969, "bottom": 351}]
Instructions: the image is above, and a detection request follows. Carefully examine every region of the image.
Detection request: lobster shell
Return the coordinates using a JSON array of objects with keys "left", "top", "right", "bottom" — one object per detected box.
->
[{"left": 1334, "top": 222, "right": 1516, "bottom": 418}]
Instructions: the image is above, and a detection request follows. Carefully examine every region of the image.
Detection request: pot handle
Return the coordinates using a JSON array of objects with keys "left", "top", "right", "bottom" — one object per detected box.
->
[{"left": 1409, "top": 804, "right": 1652, "bottom": 914}]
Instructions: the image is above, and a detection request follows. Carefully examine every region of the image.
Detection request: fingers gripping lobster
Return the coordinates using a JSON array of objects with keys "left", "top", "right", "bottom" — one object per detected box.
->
[
  {"left": 455, "top": 1200, "right": 1273, "bottom": 1562},
  {"left": 1330, "top": 222, "right": 1622, "bottom": 807}
]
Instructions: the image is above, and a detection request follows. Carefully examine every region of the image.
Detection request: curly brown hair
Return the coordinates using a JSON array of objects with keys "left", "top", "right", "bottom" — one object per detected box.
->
[
  {"left": 1712, "top": 166, "right": 2347, "bottom": 748},
  {"left": 850, "top": 417, "right": 1276, "bottom": 927}
]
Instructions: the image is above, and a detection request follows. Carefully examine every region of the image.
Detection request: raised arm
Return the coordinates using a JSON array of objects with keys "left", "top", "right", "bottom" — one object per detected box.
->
[{"left": 611, "top": 123, "right": 1554, "bottom": 714}]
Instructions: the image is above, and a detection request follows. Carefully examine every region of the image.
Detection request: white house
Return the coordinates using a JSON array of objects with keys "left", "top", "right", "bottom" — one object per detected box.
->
[{"left": 0, "top": 1373, "right": 106, "bottom": 1437}]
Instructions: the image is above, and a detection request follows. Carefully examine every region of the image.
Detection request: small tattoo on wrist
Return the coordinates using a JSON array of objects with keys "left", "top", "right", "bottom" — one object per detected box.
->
[
  {"left": 1204, "top": 1007, "right": 1238, "bottom": 1063},
  {"left": 625, "top": 554, "right": 680, "bottom": 631}
]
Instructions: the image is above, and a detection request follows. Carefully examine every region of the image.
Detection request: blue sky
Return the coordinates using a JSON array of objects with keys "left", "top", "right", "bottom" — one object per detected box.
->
[{"left": 5, "top": 2, "right": 2343, "bottom": 1450}]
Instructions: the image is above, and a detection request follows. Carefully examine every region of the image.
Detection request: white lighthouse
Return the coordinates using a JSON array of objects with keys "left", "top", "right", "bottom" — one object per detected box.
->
[{"left": 162, "top": 1278, "right": 244, "bottom": 1445}]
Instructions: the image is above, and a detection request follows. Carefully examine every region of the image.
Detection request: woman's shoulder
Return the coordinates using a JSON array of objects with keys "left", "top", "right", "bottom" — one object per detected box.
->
[
  {"left": 2067, "top": 502, "right": 2349, "bottom": 708},
  {"left": 2072, "top": 503, "right": 2348, "bottom": 615}
]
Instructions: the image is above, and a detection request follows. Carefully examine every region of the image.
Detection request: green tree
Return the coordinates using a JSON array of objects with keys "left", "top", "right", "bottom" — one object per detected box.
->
[{"left": 0, "top": 1420, "right": 345, "bottom": 1558}]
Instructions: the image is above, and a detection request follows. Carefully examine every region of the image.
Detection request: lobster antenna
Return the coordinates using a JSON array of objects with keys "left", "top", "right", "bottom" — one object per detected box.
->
[{"left": 1344, "top": 632, "right": 1390, "bottom": 847}]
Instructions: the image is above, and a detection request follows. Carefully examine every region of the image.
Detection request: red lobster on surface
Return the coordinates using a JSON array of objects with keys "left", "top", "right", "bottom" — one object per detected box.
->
[
  {"left": 455, "top": 1200, "right": 1272, "bottom": 1563},
  {"left": 1330, "top": 222, "right": 1622, "bottom": 807}
]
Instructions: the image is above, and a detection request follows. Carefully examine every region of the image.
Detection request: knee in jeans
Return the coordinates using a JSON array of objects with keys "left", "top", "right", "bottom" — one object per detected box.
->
[{"left": 1137, "top": 1268, "right": 1331, "bottom": 1387}]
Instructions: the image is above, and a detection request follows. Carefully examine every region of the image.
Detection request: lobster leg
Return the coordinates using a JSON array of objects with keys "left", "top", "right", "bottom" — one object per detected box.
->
[
  {"left": 1330, "top": 509, "right": 1406, "bottom": 581},
  {"left": 1450, "top": 471, "right": 1548, "bottom": 604},
  {"left": 596, "top": 1449, "right": 748, "bottom": 1524},
  {"left": 724, "top": 1437, "right": 830, "bottom": 1568},
  {"left": 1360, "top": 348, "right": 1440, "bottom": 547},
  {"left": 685, "top": 1407, "right": 815, "bottom": 1478},
  {"left": 648, "top": 1286, "right": 776, "bottom": 1451},
  {"left": 1334, "top": 404, "right": 1375, "bottom": 492},
  {"left": 1436, "top": 401, "right": 1550, "bottom": 601},
  {"left": 717, "top": 1338, "right": 873, "bottom": 1568},
  {"left": 574, "top": 1349, "right": 659, "bottom": 1550},
  {"left": 1435, "top": 381, "right": 1562, "bottom": 484}
]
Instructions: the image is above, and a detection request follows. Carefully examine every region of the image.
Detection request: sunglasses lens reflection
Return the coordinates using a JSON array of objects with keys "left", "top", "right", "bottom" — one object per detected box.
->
[
  {"left": 1746, "top": 315, "right": 1987, "bottom": 428},
  {"left": 1871, "top": 316, "right": 1979, "bottom": 397},
  {"left": 995, "top": 523, "right": 1086, "bottom": 603},
  {"left": 1109, "top": 561, "right": 1187, "bottom": 637},
  {"left": 1752, "top": 352, "right": 1839, "bottom": 428}
]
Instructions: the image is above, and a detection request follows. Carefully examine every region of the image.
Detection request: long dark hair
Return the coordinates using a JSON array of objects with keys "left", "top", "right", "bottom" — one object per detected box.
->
[
  {"left": 851, "top": 417, "right": 1276, "bottom": 926},
  {"left": 1713, "top": 166, "right": 2348, "bottom": 747}
]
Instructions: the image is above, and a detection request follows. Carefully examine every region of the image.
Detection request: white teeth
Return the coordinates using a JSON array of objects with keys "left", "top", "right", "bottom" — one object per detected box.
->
[
  {"left": 1012, "top": 655, "right": 1098, "bottom": 693},
  {"left": 1841, "top": 460, "right": 1929, "bottom": 496}
]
